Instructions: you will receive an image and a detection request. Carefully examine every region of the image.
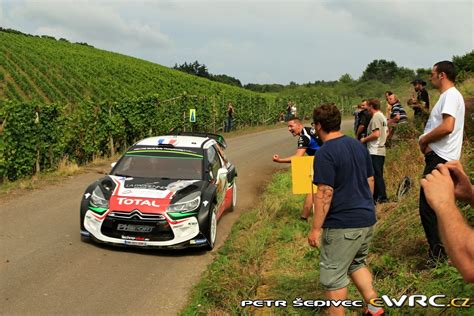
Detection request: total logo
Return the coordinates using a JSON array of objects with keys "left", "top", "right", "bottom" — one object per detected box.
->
[
  {"left": 116, "top": 197, "right": 160, "bottom": 207},
  {"left": 110, "top": 196, "right": 169, "bottom": 212}
]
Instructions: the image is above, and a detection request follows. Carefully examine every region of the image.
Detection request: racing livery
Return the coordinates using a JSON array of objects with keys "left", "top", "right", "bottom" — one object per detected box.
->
[{"left": 80, "top": 133, "right": 237, "bottom": 250}]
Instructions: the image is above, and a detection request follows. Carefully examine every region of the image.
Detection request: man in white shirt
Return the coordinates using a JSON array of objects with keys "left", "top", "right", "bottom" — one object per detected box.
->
[
  {"left": 361, "top": 99, "right": 389, "bottom": 203},
  {"left": 418, "top": 60, "right": 465, "bottom": 263},
  {"left": 291, "top": 103, "right": 297, "bottom": 119}
]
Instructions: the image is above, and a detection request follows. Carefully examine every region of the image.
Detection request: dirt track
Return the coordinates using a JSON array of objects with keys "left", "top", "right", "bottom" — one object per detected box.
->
[{"left": 0, "top": 121, "right": 351, "bottom": 315}]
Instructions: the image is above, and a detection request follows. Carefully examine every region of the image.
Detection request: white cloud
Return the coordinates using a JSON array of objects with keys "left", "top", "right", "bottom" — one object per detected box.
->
[
  {"left": 12, "top": 0, "right": 172, "bottom": 50},
  {"left": 323, "top": 0, "right": 472, "bottom": 47}
]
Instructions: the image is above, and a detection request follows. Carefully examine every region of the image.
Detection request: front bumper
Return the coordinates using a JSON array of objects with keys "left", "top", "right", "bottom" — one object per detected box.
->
[{"left": 82, "top": 210, "right": 205, "bottom": 249}]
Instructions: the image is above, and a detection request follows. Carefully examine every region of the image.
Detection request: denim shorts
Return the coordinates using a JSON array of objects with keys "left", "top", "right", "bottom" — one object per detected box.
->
[{"left": 319, "top": 226, "right": 374, "bottom": 290}]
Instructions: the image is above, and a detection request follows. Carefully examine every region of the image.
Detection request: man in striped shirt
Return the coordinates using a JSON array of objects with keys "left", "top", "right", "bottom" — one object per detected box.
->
[
  {"left": 387, "top": 93, "right": 407, "bottom": 140},
  {"left": 387, "top": 93, "right": 407, "bottom": 123}
]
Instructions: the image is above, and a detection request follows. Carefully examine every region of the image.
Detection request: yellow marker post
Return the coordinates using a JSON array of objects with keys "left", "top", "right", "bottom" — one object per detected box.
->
[
  {"left": 291, "top": 156, "right": 318, "bottom": 214},
  {"left": 189, "top": 109, "right": 196, "bottom": 123}
]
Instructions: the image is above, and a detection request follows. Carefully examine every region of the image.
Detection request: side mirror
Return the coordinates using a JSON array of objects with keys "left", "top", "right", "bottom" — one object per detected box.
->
[{"left": 110, "top": 162, "right": 117, "bottom": 168}]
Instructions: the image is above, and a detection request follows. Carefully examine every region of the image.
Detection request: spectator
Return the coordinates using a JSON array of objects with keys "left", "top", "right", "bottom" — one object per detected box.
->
[
  {"left": 420, "top": 162, "right": 473, "bottom": 282},
  {"left": 386, "top": 93, "right": 408, "bottom": 141},
  {"left": 291, "top": 102, "right": 298, "bottom": 119},
  {"left": 356, "top": 99, "right": 371, "bottom": 141},
  {"left": 387, "top": 94, "right": 407, "bottom": 124},
  {"left": 285, "top": 101, "right": 292, "bottom": 122},
  {"left": 273, "top": 117, "right": 322, "bottom": 220},
  {"left": 279, "top": 112, "right": 285, "bottom": 122},
  {"left": 408, "top": 79, "right": 430, "bottom": 126},
  {"left": 224, "top": 102, "right": 234, "bottom": 132},
  {"left": 361, "top": 99, "right": 389, "bottom": 204},
  {"left": 418, "top": 60, "right": 465, "bottom": 262},
  {"left": 308, "top": 103, "right": 383, "bottom": 316},
  {"left": 353, "top": 103, "right": 363, "bottom": 135}
]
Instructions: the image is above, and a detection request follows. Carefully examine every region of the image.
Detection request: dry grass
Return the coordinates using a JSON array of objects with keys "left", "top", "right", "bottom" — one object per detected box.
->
[
  {"left": 0, "top": 153, "right": 119, "bottom": 203},
  {"left": 56, "top": 156, "right": 80, "bottom": 175}
]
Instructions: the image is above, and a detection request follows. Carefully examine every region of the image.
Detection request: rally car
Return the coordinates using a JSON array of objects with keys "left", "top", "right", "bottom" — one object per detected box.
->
[{"left": 80, "top": 132, "right": 237, "bottom": 250}]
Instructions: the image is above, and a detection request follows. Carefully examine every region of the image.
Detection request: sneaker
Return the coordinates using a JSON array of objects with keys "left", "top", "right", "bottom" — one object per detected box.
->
[{"left": 364, "top": 307, "right": 385, "bottom": 315}]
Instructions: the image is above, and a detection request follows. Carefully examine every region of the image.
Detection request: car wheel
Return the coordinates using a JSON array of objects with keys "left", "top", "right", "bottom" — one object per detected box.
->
[
  {"left": 230, "top": 180, "right": 237, "bottom": 211},
  {"left": 206, "top": 204, "right": 217, "bottom": 250}
]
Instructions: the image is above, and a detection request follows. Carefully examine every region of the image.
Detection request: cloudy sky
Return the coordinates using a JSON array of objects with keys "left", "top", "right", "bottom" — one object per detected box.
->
[{"left": 0, "top": 0, "right": 472, "bottom": 84}]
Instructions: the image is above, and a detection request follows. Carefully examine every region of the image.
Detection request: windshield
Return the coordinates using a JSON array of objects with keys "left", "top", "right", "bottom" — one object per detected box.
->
[{"left": 111, "top": 148, "right": 203, "bottom": 180}]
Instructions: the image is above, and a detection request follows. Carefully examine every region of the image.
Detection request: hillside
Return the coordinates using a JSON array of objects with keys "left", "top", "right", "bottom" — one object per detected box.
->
[{"left": 0, "top": 29, "right": 256, "bottom": 103}]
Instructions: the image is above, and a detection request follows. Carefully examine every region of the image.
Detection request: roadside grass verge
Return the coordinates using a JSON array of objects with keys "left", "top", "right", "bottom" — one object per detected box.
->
[
  {"left": 0, "top": 154, "right": 120, "bottom": 202},
  {"left": 182, "top": 122, "right": 473, "bottom": 316}
]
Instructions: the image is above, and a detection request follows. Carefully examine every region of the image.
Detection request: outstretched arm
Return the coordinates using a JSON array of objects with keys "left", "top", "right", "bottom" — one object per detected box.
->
[{"left": 273, "top": 148, "right": 306, "bottom": 163}]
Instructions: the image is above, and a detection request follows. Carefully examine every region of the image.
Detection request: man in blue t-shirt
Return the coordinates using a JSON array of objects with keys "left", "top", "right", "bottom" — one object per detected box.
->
[
  {"left": 273, "top": 117, "right": 322, "bottom": 220},
  {"left": 307, "top": 103, "right": 383, "bottom": 316}
]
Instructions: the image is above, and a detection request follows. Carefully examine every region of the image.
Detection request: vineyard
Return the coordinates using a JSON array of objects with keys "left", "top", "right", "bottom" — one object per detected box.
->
[
  {"left": 0, "top": 30, "right": 270, "bottom": 103},
  {"left": 0, "top": 29, "right": 357, "bottom": 181}
]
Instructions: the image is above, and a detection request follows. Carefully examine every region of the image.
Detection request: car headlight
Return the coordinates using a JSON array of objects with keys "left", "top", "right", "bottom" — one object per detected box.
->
[
  {"left": 167, "top": 196, "right": 200, "bottom": 213},
  {"left": 90, "top": 186, "right": 109, "bottom": 209}
]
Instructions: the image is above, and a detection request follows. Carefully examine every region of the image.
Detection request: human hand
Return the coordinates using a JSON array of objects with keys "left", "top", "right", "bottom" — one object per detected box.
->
[
  {"left": 420, "top": 164, "right": 456, "bottom": 212},
  {"left": 272, "top": 154, "right": 280, "bottom": 162},
  {"left": 308, "top": 228, "right": 322, "bottom": 248},
  {"left": 419, "top": 137, "right": 428, "bottom": 154},
  {"left": 445, "top": 161, "right": 474, "bottom": 203}
]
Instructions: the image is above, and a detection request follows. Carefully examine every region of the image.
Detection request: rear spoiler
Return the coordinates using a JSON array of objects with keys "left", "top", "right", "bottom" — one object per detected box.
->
[{"left": 168, "top": 130, "right": 227, "bottom": 149}]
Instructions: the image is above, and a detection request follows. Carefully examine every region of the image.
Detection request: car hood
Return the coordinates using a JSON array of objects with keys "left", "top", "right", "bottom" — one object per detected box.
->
[{"left": 107, "top": 175, "right": 207, "bottom": 214}]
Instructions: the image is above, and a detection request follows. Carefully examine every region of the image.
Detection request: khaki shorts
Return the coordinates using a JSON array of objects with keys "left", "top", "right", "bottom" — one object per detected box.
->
[{"left": 319, "top": 226, "right": 374, "bottom": 290}]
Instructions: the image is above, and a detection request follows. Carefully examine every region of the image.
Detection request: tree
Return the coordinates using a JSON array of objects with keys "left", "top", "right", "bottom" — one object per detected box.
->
[
  {"left": 173, "top": 61, "right": 210, "bottom": 78},
  {"left": 243, "top": 83, "right": 284, "bottom": 93},
  {"left": 415, "top": 68, "right": 431, "bottom": 80},
  {"left": 359, "top": 59, "right": 414, "bottom": 84},
  {"left": 360, "top": 59, "right": 400, "bottom": 83},
  {"left": 453, "top": 50, "right": 474, "bottom": 82},
  {"left": 453, "top": 50, "right": 474, "bottom": 73},
  {"left": 338, "top": 73, "right": 354, "bottom": 84},
  {"left": 210, "top": 74, "right": 242, "bottom": 87}
]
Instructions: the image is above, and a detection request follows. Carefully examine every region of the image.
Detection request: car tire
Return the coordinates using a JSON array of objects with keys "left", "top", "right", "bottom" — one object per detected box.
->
[
  {"left": 206, "top": 204, "right": 217, "bottom": 250},
  {"left": 230, "top": 180, "right": 237, "bottom": 211}
]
